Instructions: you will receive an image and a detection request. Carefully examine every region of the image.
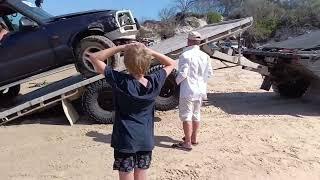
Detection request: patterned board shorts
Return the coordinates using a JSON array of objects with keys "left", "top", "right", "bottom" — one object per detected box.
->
[{"left": 113, "top": 150, "right": 152, "bottom": 172}]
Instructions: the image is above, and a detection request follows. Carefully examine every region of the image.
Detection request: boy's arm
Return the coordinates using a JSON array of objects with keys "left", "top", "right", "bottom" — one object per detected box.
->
[
  {"left": 176, "top": 55, "right": 189, "bottom": 85},
  {"left": 86, "top": 45, "right": 126, "bottom": 74},
  {"left": 148, "top": 49, "right": 176, "bottom": 77}
]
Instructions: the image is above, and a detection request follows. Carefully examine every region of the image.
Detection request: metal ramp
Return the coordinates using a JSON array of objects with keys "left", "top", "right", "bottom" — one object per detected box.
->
[
  {"left": 0, "top": 65, "right": 75, "bottom": 92},
  {"left": 0, "top": 74, "right": 104, "bottom": 125},
  {"left": 0, "top": 17, "right": 254, "bottom": 125},
  {"left": 150, "top": 17, "right": 253, "bottom": 58}
]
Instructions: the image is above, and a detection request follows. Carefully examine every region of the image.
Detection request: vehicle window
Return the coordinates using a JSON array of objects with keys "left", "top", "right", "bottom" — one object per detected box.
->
[
  {"left": 21, "top": 0, "right": 52, "bottom": 20},
  {"left": 0, "top": 19, "right": 7, "bottom": 30},
  {"left": 0, "top": 17, "right": 4, "bottom": 28},
  {"left": 118, "top": 12, "right": 134, "bottom": 26},
  {"left": 6, "top": 0, "right": 52, "bottom": 22},
  {"left": 4, "top": 12, "right": 37, "bottom": 32}
]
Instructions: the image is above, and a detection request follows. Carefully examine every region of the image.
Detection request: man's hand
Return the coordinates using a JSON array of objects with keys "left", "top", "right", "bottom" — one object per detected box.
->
[{"left": 145, "top": 46, "right": 176, "bottom": 77}]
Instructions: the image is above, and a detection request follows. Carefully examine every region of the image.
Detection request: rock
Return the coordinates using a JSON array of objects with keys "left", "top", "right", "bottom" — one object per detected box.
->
[
  {"left": 137, "top": 26, "right": 160, "bottom": 40},
  {"left": 175, "top": 25, "right": 194, "bottom": 34},
  {"left": 198, "top": 18, "right": 208, "bottom": 27},
  {"left": 137, "top": 25, "right": 161, "bottom": 45},
  {"left": 143, "top": 20, "right": 163, "bottom": 30},
  {"left": 181, "top": 17, "right": 201, "bottom": 28},
  {"left": 175, "top": 18, "right": 207, "bottom": 34},
  {"left": 139, "top": 15, "right": 208, "bottom": 42}
]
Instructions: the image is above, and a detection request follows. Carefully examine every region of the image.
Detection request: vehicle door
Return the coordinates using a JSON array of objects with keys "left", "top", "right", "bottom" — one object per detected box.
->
[{"left": 0, "top": 10, "right": 55, "bottom": 85}]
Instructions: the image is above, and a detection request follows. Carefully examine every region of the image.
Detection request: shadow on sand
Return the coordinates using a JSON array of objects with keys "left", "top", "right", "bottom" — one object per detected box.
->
[
  {"left": 86, "top": 131, "right": 180, "bottom": 149},
  {"left": 6, "top": 91, "right": 320, "bottom": 126},
  {"left": 204, "top": 92, "right": 320, "bottom": 117}
]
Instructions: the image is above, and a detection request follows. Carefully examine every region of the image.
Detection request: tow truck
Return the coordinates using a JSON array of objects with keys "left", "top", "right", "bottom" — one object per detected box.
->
[{"left": 0, "top": 0, "right": 255, "bottom": 125}]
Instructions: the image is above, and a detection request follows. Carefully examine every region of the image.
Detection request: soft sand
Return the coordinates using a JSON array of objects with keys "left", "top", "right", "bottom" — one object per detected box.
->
[{"left": 1, "top": 61, "right": 320, "bottom": 180}]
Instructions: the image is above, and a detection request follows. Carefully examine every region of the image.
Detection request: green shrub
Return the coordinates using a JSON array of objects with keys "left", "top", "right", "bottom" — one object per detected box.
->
[
  {"left": 206, "top": 12, "right": 222, "bottom": 24},
  {"left": 254, "top": 18, "right": 280, "bottom": 41}
]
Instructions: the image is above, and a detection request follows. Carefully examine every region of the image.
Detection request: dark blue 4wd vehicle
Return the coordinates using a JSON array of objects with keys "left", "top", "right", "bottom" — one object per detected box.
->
[{"left": 0, "top": 0, "right": 139, "bottom": 97}]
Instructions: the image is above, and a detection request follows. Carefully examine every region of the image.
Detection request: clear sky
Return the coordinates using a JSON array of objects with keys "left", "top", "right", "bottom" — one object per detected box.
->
[{"left": 42, "top": 0, "right": 173, "bottom": 20}]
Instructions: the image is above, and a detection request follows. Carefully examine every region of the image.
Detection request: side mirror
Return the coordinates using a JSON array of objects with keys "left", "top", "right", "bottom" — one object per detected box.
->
[{"left": 19, "top": 17, "right": 38, "bottom": 31}]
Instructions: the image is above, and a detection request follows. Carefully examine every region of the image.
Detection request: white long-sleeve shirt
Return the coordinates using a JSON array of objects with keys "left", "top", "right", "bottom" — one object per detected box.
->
[{"left": 176, "top": 45, "right": 213, "bottom": 101}]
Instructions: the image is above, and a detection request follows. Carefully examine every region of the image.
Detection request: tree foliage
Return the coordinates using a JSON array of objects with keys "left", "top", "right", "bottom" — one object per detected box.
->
[
  {"left": 157, "top": 0, "right": 320, "bottom": 43},
  {"left": 174, "top": 0, "right": 197, "bottom": 13},
  {"left": 158, "top": 7, "right": 177, "bottom": 21}
]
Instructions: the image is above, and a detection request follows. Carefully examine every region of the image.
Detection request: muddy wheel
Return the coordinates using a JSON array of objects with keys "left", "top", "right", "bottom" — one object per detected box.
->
[
  {"left": 0, "top": 85, "right": 20, "bottom": 99},
  {"left": 82, "top": 80, "right": 114, "bottom": 124},
  {"left": 75, "top": 35, "right": 120, "bottom": 77},
  {"left": 272, "top": 78, "right": 310, "bottom": 98},
  {"left": 148, "top": 65, "right": 180, "bottom": 111}
]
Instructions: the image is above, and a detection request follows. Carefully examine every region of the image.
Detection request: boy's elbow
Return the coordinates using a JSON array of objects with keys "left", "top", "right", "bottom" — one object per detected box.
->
[
  {"left": 97, "top": 69, "right": 105, "bottom": 75},
  {"left": 94, "top": 64, "right": 106, "bottom": 75},
  {"left": 166, "top": 61, "right": 176, "bottom": 69}
]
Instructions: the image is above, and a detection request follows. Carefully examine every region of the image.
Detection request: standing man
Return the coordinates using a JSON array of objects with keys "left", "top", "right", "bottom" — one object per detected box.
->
[{"left": 172, "top": 31, "right": 213, "bottom": 151}]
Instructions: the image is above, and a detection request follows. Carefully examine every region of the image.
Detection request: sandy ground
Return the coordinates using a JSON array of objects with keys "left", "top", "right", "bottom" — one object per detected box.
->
[{"left": 1, "top": 61, "right": 320, "bottom": 180}]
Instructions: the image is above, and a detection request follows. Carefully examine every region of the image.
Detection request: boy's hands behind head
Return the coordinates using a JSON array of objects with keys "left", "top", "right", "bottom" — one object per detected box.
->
[
  {"left": 124, "top": 42, "right": 155, "bottom": 59},
  {"left": 125, "top": 42, "right": 146, "bottom": 51}
]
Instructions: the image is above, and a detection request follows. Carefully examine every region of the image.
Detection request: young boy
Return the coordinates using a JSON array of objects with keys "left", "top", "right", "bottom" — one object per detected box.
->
[{"left": 87, "top": 43, "right": 175, "bottom": 180}]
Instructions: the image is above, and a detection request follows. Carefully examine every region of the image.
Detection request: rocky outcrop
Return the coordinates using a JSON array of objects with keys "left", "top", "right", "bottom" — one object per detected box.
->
[
  {"left": 139, "top": 15, "right": 208, "bottom": 43},
  {"left": 176, "top": 17, "right": 207, "bottom": 34}
]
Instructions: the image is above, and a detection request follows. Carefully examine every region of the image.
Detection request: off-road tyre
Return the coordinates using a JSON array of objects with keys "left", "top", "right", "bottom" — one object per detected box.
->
[
  {"left": 272, "top": 78, "right": 310, "bottom": 98},
  {"left": 82, "top": 80, "right": 114, "bottom": 124},
  {"left": 0, "top": 85, "right": 20, "bottom": 99},
  {"left": 148, "top": 65, "right": 180, "bottom": 111},
  {"left": 75, "top": 35, "right": 120, "bottom": 77}
]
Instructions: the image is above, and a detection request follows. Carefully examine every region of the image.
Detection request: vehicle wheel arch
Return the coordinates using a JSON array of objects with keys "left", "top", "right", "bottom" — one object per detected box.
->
[
  {"left": 71, "top": 28, "right": 105, "bottom": 49},
  {"left": 74, "top": 35, "right": 121, "bottom": 77},
  {"left": 148, "top": 64, "right": 180, "bottom": 111}
]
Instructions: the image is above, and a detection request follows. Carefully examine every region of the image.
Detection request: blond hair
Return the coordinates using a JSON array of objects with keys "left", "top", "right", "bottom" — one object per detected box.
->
[{"left": 124, "top": 45, "right": 152, "bottom": 76}]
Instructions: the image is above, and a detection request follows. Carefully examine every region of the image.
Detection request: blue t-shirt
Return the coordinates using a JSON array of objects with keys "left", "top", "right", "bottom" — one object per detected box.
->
[{"left": 104, "top": 67, "right": 167, "bottom": 153}]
